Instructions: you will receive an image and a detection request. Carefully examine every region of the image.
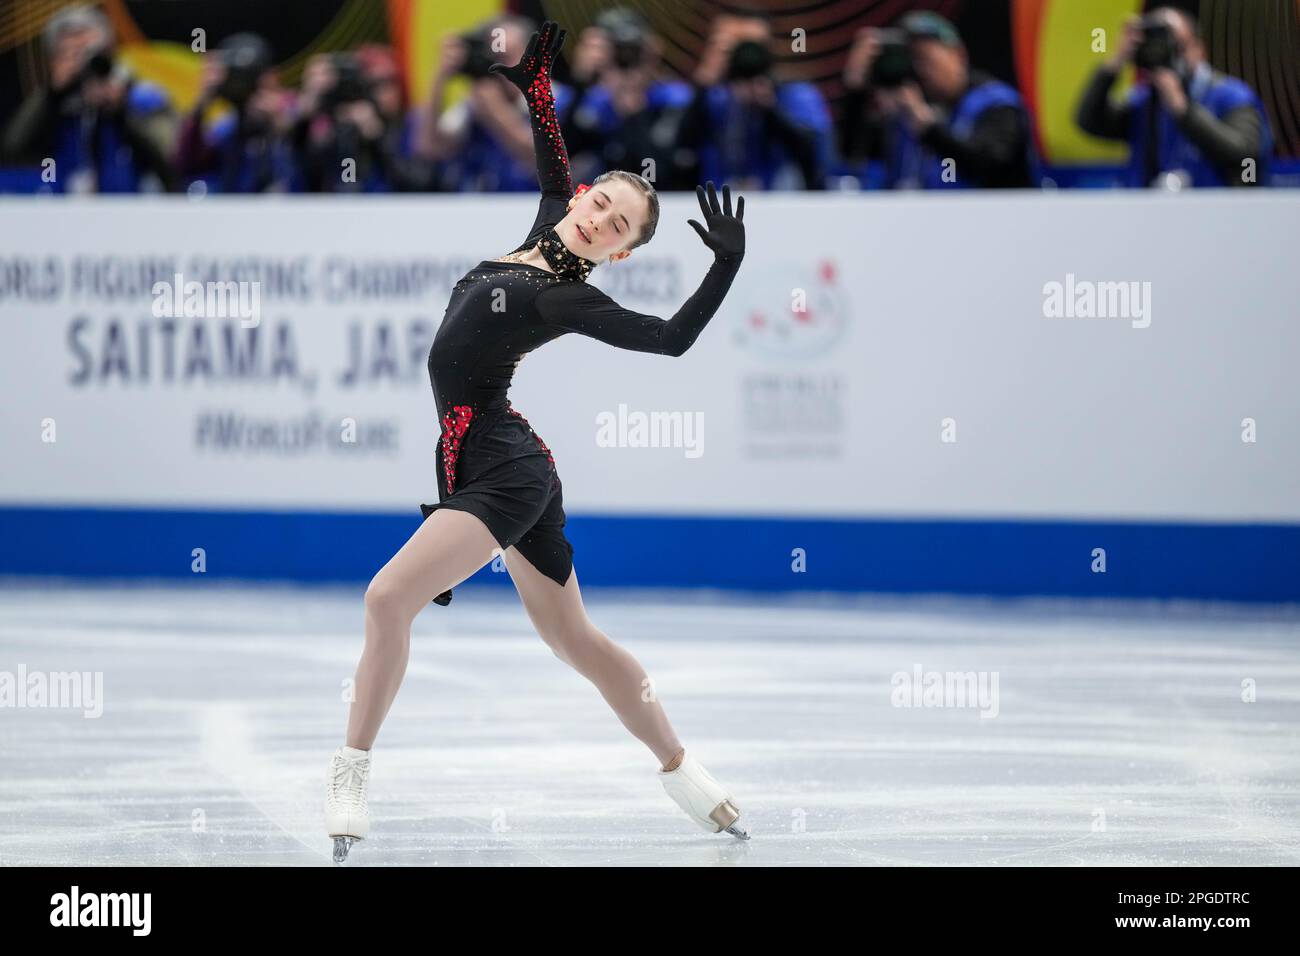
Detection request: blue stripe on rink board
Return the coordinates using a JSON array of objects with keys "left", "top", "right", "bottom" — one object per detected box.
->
[{"left": 0, "top": 506, "right": 1297, "bottom": 603}]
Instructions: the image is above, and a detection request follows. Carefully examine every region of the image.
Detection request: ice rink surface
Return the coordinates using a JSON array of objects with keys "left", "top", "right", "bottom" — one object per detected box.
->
[{"left": 1, "top": 579, "right": 1297, "bottom": 867}]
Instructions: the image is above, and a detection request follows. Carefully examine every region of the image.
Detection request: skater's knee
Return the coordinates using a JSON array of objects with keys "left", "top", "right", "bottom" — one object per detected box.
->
[
  {"left": 543, "top": 624, "right": 606, "bottom": 671},
  {"left": 364, "top": 574, "right": 416, "bottom": 630},
  {"left": 537, "top": 627, "right": 575, "bottom": 666},
  {"left": 546, "top": 642, "right": 573, "bottom": 667}
]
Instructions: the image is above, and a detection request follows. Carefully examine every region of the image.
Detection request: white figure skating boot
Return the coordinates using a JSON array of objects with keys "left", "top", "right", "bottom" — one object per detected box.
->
[
  {"left": 658, "top": 750, "right": 750, "bottom": 839},
  {"left": 326, "top": 745, "right": 371, "bottom": 863}
]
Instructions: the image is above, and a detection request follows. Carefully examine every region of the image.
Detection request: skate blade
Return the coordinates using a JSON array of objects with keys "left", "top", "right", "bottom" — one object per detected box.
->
[
  {"left": 724, "top": 821, "right": 751, "bottom": 840},
  {"left": 331, "top": 835, "right": 360, "bottom": 864}
]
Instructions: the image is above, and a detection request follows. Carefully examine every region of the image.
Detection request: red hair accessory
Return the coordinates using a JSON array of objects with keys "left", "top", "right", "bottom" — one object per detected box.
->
[{"left": 574, "top": 183, "right": 590, "bottom": 197}]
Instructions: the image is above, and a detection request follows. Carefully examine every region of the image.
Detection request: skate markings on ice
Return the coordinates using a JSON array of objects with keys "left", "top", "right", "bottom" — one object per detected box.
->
[{"left": 198, "top": 701, "right": 328, "bottom": 863}]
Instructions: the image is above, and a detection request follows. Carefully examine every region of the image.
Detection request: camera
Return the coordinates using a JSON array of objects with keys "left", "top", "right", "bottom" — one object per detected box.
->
[
  {"left": 870, "top": 29, "right": 915, "bottom": 88},
  {"left": 596, "top": 9, "right": 648, "bottom": 71},
  {"left": 1134, "top": 16, "right": 1179, "bottom": 71},
  {"left": 216, "top": 33, "right": 272, "bottom": 106},
  {"left": 320, "top": 52, "right": 371, "bottom": 111},
  {"left": 727, "top": 40, "right": 773, "bottom": 81},
  {"left": 79, "top": 47, "right": 114, "bottom": 83},
  {"left": 609, "top": 22, "right": 646, "bottom": 70},
  {"left": 458, "top": 31, "right": 497, "bottom": 79},
  {"left": 63, "top": 42, "right": 117, "bottom": 94}
]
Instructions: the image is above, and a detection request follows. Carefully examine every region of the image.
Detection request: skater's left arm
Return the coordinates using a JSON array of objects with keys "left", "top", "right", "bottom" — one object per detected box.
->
[{"left": 535, "top": 182, "right": 745, "bottom": 357}]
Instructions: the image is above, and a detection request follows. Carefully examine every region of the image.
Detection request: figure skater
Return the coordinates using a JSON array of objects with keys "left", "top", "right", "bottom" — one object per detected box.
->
[{"left": 326, "top": 20, "right": 747, "bottom": 863}]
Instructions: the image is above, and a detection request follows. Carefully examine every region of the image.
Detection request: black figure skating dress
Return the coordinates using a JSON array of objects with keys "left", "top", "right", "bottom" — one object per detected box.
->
[{"left": 419, "top": 21, "right": 745, "bottom": 605}]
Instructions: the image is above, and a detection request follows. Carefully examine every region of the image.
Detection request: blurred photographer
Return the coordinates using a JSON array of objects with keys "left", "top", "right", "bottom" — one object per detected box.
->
[
  {"left": 1, "top": 4, "right": 176, "bottom": 192},
  {"left": 294, "top": 46, "right": 429, "bottom": 192},
  {"left": 562, "top": 8, "right": 696, "bottom": 188},
  {"left": 415, "top": 15, "right": 575, "bottom": 191},
  {"left": 681, "top": 13, "right": 830, "bottom": 190},
  {"left": 1075, "top": 8, "right": 1272, "bottom": 187},
  {"left": 841, "top": 12, "right": 1036, "bottom": 189},
  {"left": 175, "top": 32, "right": 299, "bottom": 193}
]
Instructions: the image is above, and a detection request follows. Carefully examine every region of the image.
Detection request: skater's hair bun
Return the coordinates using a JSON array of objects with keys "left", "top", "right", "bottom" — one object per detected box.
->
[{"left": 592, "top": 169, "right": 659, "bottom": 253}]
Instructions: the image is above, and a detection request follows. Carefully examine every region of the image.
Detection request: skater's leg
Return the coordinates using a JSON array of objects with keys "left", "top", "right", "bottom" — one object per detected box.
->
[
  {"left": 346, "top": 508, "right": 500, "bottom": 750},
  {"left": 502, "top": 547, "right": 684, "bottom": 768}
]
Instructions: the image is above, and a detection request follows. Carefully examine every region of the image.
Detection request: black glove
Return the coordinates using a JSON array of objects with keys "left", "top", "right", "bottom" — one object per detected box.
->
[
  {"left": 487, "top": 19, "right": 566, "bottom": 99},
  {"left": 687, "top": 181, "right": 746, "bottom": 261}
]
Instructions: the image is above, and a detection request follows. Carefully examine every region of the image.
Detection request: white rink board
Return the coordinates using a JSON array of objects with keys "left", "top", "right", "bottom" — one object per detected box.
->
[{"left": 0, "top": 192, "right": 1295, "bottom": 521}]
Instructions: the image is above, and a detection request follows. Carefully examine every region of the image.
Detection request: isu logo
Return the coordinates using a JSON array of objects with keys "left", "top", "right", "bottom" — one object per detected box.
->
[{"left": 732, "top": 260, "right": 848, "bottom": 360}]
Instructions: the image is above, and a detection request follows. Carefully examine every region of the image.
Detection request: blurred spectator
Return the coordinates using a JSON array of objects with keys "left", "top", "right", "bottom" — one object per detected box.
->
[
  {"left": 415, "top": 15, "right": 575, "bottom": 192},
  {"left": 562, "top": 8, "right": 696, "bottom": 189},
  {"left": 565, "top": 11, "right": 616, "bottom": 90},
  {"left": 1, "top": 4, "right": 176, "bottom": 192},
  {"left": 681, "top": 14, "right": 830, "bottom": 190},
  {"left": 841, "top": 13, "right": 1037, "bottom": 189},
  {"left": 176, "top": 33, "right": 299, "bottom": 193},
  {"left": 294, "top": 45, "right": 430, "bottom": 192},
  {"left": 1075, "top": 8, "right": 1272, "bottom": 188}
]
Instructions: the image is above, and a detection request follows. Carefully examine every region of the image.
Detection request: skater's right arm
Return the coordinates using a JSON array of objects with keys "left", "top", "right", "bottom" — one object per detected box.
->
[
  {"left": 535, "top": 182, "right": 746, "bottom": 357},
  {"left": 489, "top": 20, "right": 575, "bottom": 250}
]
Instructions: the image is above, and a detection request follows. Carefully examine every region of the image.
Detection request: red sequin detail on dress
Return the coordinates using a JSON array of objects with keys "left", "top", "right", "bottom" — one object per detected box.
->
[
  {"left": 525, "top": 57, "right": 571, "bottom": 188},
  {"left": 507, "top": 405, "right": 555, "bottom": 466},
  {"left": 439, "top": 404, "right": 474, "bottom": 495}
]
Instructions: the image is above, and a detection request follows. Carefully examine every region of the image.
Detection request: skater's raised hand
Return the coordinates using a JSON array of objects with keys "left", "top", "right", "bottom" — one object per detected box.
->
[
  {"left": 687, "top": 181, "right": 746, "bottom": 262},
  {"left": 488, "top": 19, "right": 567, "bottom": 99}
]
